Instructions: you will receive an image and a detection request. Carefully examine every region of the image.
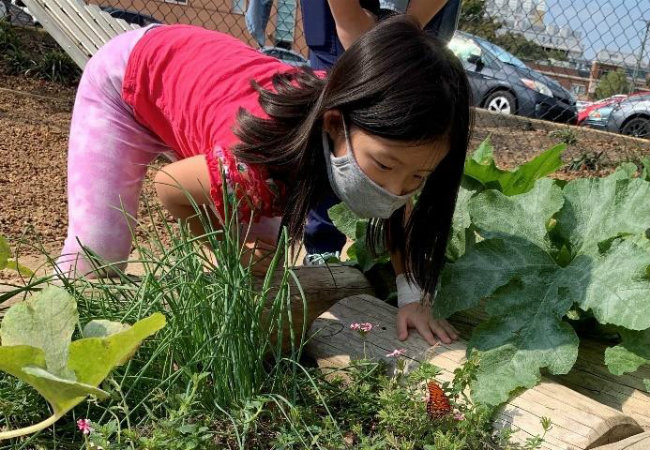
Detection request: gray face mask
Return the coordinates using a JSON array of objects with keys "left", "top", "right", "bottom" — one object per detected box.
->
[{"left": 323, "top": 117, "right": 416, "bottom": 219}]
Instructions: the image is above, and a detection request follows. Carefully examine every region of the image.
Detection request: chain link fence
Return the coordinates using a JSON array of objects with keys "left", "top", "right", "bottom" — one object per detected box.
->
[{"left": 10, "top": 0, "right": 650, "bottom": 169}]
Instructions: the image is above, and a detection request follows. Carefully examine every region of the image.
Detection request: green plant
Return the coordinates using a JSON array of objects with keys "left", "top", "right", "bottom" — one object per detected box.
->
[
  {"left": 0, "top": 287, "right": 165, "bottom": 439},
  {"left": 548, "top": 128, "right": 578, "bottom": 145},
  {"left": 434, "top": 171, "right": 649, "bottom": 405},
  {"left": 29, "top": 49, "right": 80, "bottom": 85},
  {"left": 595, "top": 69, "right": 632, "bottom": 100},
  {"left": 0, "top": 235, "right": 33, "bottom": 276},
  {"left": 568, "top": 151, "right": 605, "bottom": 172}
]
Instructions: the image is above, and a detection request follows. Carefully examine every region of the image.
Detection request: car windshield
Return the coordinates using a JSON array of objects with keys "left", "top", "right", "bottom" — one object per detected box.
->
[{"left": 474, "top": 36, "right": 528, "bottom": 69}]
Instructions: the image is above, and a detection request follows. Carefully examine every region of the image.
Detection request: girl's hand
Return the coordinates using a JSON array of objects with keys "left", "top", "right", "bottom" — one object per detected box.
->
[{"left": 396, "top": 303, "right": 459, "bottom": 345}]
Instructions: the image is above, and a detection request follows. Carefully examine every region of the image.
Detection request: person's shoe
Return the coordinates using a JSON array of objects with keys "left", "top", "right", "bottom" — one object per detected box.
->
[{"left": 303, "top": 251, "right": 341, "bottom": 266}]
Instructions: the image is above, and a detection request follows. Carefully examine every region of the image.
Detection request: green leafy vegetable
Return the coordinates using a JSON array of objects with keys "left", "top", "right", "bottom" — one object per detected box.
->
[
  {"left": 604, "top": 328, "right": 650, "bottom": 376},
  {"left": 328, "top": 203, "right": 390, "bottom": 272},
  {"left": 434, "top": 173, "right": 650, "bottom": 404},
  {"left": 0, "top": 287, "right": 165, "bottom": 439},
  {"left": 464, "top": 138, "right": 565, "bottom": 196},
  {"left": 0, "top": 235, "right": 34, "bottom": 276}
]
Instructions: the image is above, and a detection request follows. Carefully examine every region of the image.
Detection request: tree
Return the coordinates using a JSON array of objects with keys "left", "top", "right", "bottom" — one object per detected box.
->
[
  {"left": 458, "top": 0, "right": 501, "bottom": 41},
  {"left": 493, "top": 32, "right": 569, "bottom": 62},
  {"left": 595, "top": 69, "right": 632, "bottom": 100}
]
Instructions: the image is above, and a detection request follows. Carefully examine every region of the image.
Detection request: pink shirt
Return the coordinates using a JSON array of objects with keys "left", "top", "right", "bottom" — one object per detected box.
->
[{"left": 122, "top": 24, "right": 299, "bottom": 220}]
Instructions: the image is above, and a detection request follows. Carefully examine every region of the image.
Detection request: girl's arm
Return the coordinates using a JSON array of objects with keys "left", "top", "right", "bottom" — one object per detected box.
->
[
  {"left": 326, "top": 0, "right": 377, "bottom": 49},
  {"left": 154, "top": 155, "right": 277, "bottom": 274},
  {"left": 391, "top": 200, "right": 459, "bottom": 345},
  {"left": 327, "top": 0, "right": 449, "bottom": 50},
  {"left": 406, "top": 0, "right": 448, "bottom": 28},
  {"left": 154, "top": 155, "right": 214, "bottom": 238}
]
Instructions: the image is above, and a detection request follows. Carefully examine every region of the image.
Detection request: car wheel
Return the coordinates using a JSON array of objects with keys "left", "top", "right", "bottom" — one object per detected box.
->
[
  {"left": 621, "top": 117, "right": 650, "bottom": 138},
  {"left": 484, "top": 90, "right": 516, "bottom": 115}
]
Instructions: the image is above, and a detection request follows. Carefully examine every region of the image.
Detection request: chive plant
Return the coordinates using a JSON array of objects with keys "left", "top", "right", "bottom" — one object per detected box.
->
[{"left": 55, "top": 178, "right": 306, "bottom": 418}]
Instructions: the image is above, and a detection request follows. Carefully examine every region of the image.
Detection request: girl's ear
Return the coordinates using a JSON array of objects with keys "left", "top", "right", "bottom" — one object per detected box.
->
[{"left": 322, "top": 109, "right": 343, "bottom": 137}]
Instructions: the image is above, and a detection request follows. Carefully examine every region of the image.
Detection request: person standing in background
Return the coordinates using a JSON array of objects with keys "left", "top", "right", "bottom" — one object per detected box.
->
[{"left": 300, "top": 0, "right": 461, "bottom": 265}]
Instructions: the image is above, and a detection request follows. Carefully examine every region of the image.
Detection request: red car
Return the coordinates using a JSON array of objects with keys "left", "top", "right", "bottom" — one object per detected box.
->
[{"left": 577, "top": 92, "right": 647, "bottom": 125}]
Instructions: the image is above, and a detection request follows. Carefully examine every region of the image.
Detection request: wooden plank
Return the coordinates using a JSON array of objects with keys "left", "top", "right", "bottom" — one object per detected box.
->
[
  {"left": 34, "top": 0, "right": 99, "bottom": 57},
  {"left": 591, "top": 431, "right": 650, "bottom": 450},
  {"left": 48, "top": 0, "right": 105, "bottom": 51},
  {"left": 112, "top": 17, "right": 132, "bottom": 33},
  {"left": 86, "top": 4, "right": 122, "bottom": 39},
  {"left": 63, "top": 0, "right": 112, "bottom": 45},
  {"left": 306, "top": 295, "right": 644, "bottom": 450},
  {"left": 20, "top": 0, "right": 90, "bottom": 68}
]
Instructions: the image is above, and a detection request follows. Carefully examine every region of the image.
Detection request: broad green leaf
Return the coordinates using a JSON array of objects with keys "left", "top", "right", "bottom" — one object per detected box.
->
[
  {"left": 328, "top": 203, "right": 388, "bottom": 272},
  {"left": 0, "top": 235, "right": 9, "bottom": 269},
  {"left": 5, "top": 260, "right": 34, "bottom": 276},
  {"left": 0, "top": 287, "right": 165, "bottom": 439},
  {"left": 68, "top": 313, "right": 166, "bottom": 386},
  {"left": 0, "top": 287, "right": 77, "bottom": 379},
  {"left": 562, "top": 240, "right": 650, "bottom": 330},
  {"left": 605, "top": 328, "right": 650, "bottom": 376},
  {"left": 465, "top": 140, "right": 565, "bottom": 196},
  {"left": 328, "top": 203, "right": 361, "bottom": 240},
  {"left": 556, "top": 176, "right": 650, "bottom": 254},
  {"left": 470, "top": 137, "right": 495, "bottom": 165},
  {"left": 640, "top": 156, "right": 650, "bottom": 182},
  {"left": 469, "top": 277, "right": 578, "bottom": 405},
  {"left": 83, "top": 320, "right": 131, "bottom": 338},
  {"left": 469, "top": 178, "right": 563, "bottom": 250},
  {"left": 644, "top": 379, "right": 650, "bottom": 393},
  {"left": 613, "top": 162, "right": 639, "bottom": 179},
  {"left": 434, "top": 238, "right": 557, "bottom": 318},
  {"left": 446, "top": 183, "right": 478, "bottom": 260}
]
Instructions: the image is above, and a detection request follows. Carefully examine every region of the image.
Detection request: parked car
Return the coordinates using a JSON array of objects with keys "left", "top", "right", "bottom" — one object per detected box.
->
[
  {"left": 100, "top": 7, "right": 161, "bottom": 27},
  {"left": 259, "top": 46, "right": 309, "bottom": 67},
  {"left": 448, "top": 31, "right": 577, "bottom": 124},
  {"left": 577, "top": 93, "right": 650, "bottom": 125},
  {"left": 605, "top": 93, "right": 650, "bottom": 138}
]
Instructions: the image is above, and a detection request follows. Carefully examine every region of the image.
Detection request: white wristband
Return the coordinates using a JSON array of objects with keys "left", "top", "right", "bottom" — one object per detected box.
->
[{"left": 396, "top": 273, "right": 424, "bottom": 308}]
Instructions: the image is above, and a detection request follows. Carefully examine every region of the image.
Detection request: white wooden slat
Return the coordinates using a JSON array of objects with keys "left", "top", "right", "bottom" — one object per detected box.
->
[
  {"left": 48, "top": 0, "right": 106, "bottom": 50},
  {"left": 64, "top": 0, "right": 113, "bottom": 45},
  {"left": 86, "top": 4, "right": 122, "bottom": 38},
  {"left": 32, "top": 0, "right": 100, "bottom": 57},
  {"left": 20, "top": 0, "right": 90, "bottom": 68},
  {"left": 112, "top": 17, "right": 132, "bottom": 33}
]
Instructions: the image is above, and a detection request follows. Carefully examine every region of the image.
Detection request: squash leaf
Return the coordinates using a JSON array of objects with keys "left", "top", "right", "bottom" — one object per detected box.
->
[{"left": 0, "top": 287, "right": 165, "bottom": 439}]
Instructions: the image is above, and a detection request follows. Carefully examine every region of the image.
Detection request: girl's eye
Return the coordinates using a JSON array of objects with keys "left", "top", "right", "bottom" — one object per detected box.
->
[{"left": 375, "top": 160, "right": 392, "bottom": 171}]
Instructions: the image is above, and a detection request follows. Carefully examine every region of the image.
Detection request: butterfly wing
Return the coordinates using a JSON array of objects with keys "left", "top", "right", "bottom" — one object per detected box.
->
[{"left": 426, "top": 381, "right": 451, "bottom": 419}]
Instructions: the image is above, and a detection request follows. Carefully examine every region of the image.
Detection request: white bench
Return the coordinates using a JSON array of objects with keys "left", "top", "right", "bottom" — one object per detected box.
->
[{"left": 21, "top": 0, "right": 140, "bottom": 69}]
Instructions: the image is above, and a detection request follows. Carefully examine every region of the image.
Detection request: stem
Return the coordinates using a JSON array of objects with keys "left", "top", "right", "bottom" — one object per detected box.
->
[{"left": 0, "top": 413, "right": 61, "bottom": 440}]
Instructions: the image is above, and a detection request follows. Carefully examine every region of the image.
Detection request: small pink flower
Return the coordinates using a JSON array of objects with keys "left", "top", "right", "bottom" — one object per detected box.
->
[
  {"left": 359, "top": 322, "right": 373, "bottom": 333},
  {"left": 350, "top": 322, "right": 373, "bottom": 337},
  {"left": 386, "top": 348, "right": 406, "bottom": 358},
  {"left": 77, "top": 418, "right": 92, "bottom": 435},
  {"left": 454, "top": 412, "right": 466, "bottom": 421}
]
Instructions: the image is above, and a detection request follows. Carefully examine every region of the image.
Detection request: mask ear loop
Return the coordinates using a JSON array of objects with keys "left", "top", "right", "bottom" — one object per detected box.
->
[{"left": 340, "top": 113, "right": 353, "bottom": 156}]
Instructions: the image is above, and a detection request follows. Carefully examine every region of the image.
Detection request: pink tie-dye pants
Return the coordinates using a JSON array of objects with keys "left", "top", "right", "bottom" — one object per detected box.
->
[{"left": 55, "top": 25, "right": 172, "bottom": 276}]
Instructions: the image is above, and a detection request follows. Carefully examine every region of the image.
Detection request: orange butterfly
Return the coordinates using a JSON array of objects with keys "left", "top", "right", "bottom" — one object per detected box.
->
[{"left": 426, "top": 381, "right": 451, "bottom": 419}]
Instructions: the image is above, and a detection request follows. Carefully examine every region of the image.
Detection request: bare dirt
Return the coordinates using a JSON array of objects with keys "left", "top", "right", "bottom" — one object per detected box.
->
[{"left": 1, "top": 71, "right": 649, "bottom": 283}]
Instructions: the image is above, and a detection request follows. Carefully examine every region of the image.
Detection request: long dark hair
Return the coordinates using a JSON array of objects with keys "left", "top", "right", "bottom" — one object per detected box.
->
[{"left": 233, "top": 15, "right": 472, "bottom": 298}]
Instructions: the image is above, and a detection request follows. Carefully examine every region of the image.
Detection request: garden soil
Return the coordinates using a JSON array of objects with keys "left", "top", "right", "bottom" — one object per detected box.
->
[{"left": 1, "top": 72, "right": 649, "bottom": 284}]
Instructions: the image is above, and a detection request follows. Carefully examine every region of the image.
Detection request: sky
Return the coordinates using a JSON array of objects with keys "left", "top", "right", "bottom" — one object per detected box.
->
[{"left": 544, "top": 0, "right": 650, "bottom": 61}]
